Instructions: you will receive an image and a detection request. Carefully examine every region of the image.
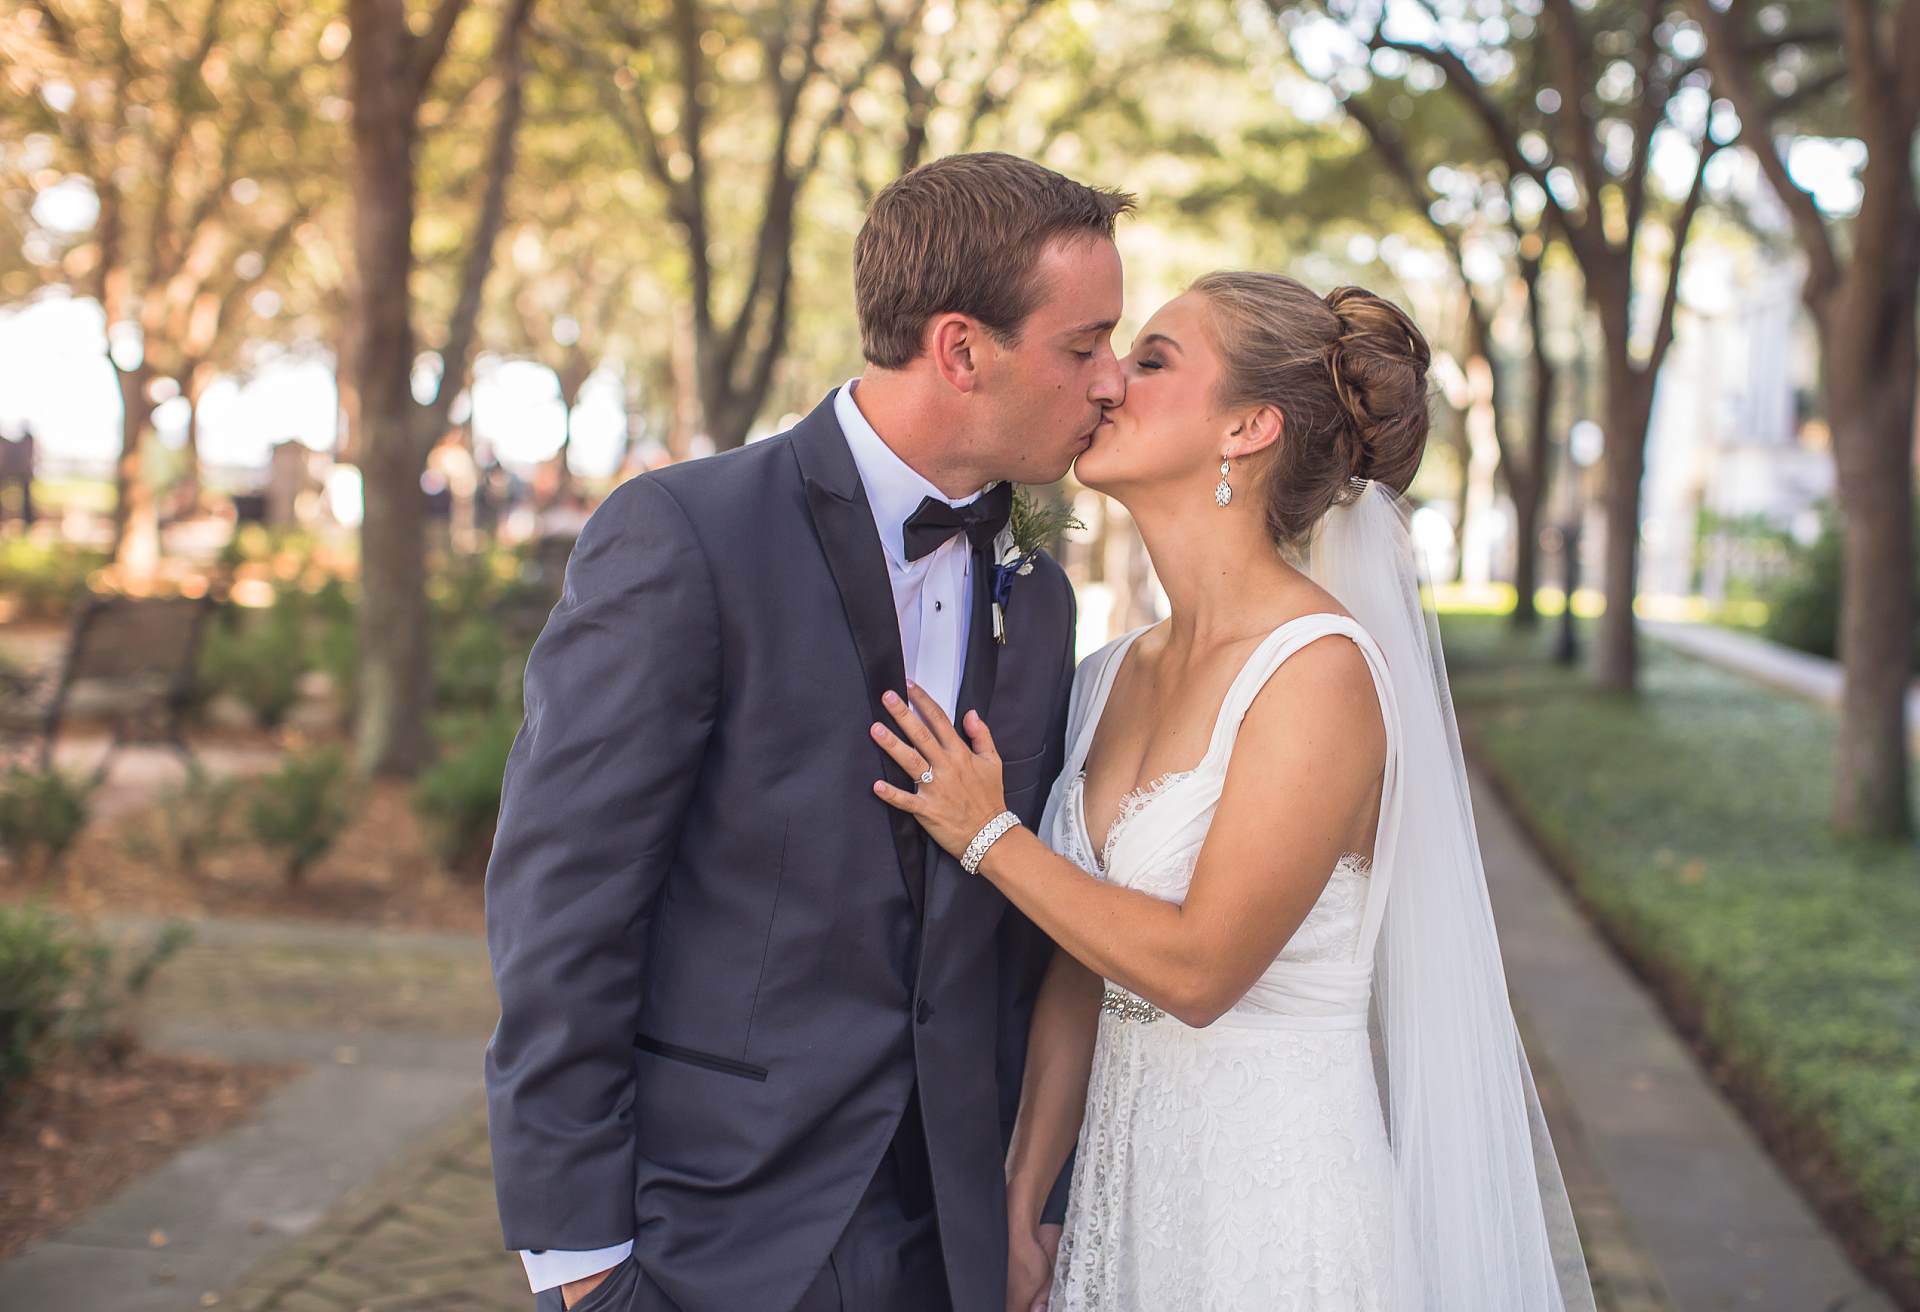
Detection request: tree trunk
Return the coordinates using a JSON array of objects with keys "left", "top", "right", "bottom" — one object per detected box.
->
[
  {"left": 1596, "top": 367, "right": 1654, "bottom": 692},
  {"left": 1460, "top": 354, "right": 1501, "bottom": 589},
  {"left": 696, "top": 334, "right": 761, "bottom": 452},
  {"left": 177, "top": 361, "right": 210, "bottom": 516},
  {"left": 335, "top": 294, "right": 362, "bottom": 462},
  {"left": 552, "top": 383, "right": 579, "bottom": 495},
  {"left": 111, "top": 365, "right": 160, "bottom": 577},
  {"left": 1512, "top": 477, "right": 1542, "bottom": 627},
  {"left": 1511, "top": 274, "right": 1555, "bottom": 629},
  {"left": 356, "top": 436, "right": 435, "bottom": 775},
  {"left": 1451, "top": 446, "right": 1472, "bottom": 585},
  {"left": 1826, "top": 289, "right": 1917, "bottom": 839},
  {"left": 349, "top": 0, "right": 432, "bottom": 776},
  {"left": 668, "top": 299, "right": 700, "bottom": 460}
]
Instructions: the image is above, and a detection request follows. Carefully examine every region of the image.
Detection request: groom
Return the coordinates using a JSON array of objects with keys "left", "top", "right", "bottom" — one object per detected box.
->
[{"left": 484, "top": 152, "right": 1130, "bottom": 1312}]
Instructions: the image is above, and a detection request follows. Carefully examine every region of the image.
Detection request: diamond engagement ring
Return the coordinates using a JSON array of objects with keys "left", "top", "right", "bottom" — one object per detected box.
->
[{"left": 918, "top": 768, "right": 935, "bottom": 785}]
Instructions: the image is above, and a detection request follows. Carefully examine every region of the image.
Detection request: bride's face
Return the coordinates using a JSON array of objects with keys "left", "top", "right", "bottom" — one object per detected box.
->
[{"left": 1074, "top": 292, "right": 1228, "bottom": 500}]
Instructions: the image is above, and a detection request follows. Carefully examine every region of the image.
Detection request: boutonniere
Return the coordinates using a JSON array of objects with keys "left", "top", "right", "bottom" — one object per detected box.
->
[{"left": 989, "top": 488, "right": 1084, "bottom": 644}]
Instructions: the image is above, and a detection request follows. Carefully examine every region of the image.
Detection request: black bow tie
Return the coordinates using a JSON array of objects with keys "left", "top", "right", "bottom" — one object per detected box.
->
[{"left": 901, "top": 482, "right": 1013, "bottom": 563}]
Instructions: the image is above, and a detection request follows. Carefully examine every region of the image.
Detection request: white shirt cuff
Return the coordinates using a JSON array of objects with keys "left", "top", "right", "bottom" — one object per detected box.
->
[{"left": 519, "top": 1241, "right": 634, "bottom": 1292}]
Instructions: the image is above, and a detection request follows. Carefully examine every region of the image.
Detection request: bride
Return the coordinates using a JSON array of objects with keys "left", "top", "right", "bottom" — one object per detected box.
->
[{"left": 868, "top": 272, "right": 1595, "bottom": 1311}]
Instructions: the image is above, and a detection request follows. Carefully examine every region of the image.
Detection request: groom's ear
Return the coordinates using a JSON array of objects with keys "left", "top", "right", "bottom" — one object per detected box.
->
[
  {"left": 928, "top": 313, "right": 982, "bottom": 395},
  {"left": 1228, "top": 404, "right": 1284, "bottom": 459}
]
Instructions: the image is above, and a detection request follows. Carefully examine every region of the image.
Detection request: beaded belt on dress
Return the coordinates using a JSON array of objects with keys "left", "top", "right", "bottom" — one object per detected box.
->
[
  {"left": 1100, "top": 983, "right": 1372, "bottom": 1031},
  {"left": 1100, "top": 987, "right": 1164, "bottom": 1023}
]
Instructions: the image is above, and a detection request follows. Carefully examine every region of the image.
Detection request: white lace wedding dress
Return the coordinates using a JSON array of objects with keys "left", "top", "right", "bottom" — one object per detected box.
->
[{"left": 1045, "top": 614, "right": 1402, "bottom": 1311}]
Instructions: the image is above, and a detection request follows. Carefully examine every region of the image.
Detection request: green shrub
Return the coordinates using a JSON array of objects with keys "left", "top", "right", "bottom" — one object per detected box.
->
[
  {"left": 0, "top": 906, "right": 189, "bottom": 1111},
  {"left": 0, "top": 540, "right": 108, "bottom": 620},
  {"left": 59, "top": 919, "right": 192, "bottom": 1058},
  {"left": 0, "top": 904, "right": 72, "bottom": 1107},
  {"left": 246, "top": 747, "right": 351, "bottom": 884},
  {"left": 434, "top": 615, "right": 526, "bottom": 713},
  {"left": 153, "top": 764, "right": 242, "bottom": 877},
  {"left": 414, "top": 710, "right": 520, "bottom": 879},
  {"left": 198, "top": 595, "right": 310, "bottom": 728},
  {"left": 216, "top": 524, "right": 321, "bottom": 572},
  {"left": 311, "top": 577, "right": 358, "bottom": 719},
  {"left": 431, "top": 546, "right": 524, "bottom": 619},
  {"left": 0, "top": 767, "right": 92, "bottom": 878},
  {"left": 1765, "top": 508, "right": 1920, "bottom": 670}
]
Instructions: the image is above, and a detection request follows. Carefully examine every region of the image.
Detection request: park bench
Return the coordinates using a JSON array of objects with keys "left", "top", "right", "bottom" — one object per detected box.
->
[{"left": 0, "top": 593, "right": 213, "bottom": 781}]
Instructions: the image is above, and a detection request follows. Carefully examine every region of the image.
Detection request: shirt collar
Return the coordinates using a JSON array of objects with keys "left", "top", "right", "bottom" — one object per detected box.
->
[{"left": 835, "top": 378, "right": 982, "bottom": 568}]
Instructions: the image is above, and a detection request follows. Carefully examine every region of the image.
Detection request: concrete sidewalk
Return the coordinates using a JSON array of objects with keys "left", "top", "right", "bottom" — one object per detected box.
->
[
  {"left": 1, "top": 773, "right": 1899, "bottom": 1311},
  {"left": 1476, "top": 763, "right": 1896, "bottom": 1312},
  {"left": 0, "top": 915, "right": 515, "bottom": 1311}
]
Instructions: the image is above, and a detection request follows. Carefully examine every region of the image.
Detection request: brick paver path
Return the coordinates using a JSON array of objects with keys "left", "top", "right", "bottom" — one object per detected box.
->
[{"left": 222, "top": 1104, "right": 526, "bottom": 1312}]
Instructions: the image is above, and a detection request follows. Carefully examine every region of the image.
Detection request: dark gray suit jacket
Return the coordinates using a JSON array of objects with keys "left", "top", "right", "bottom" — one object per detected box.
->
[{"left": 484, "top": 391, "right": 1076, "bottom": 1312}]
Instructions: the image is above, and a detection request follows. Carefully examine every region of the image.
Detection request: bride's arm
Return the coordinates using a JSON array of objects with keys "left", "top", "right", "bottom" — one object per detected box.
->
[
  {"left": 1006, "top": 946, "right": 1101, "bottom": 1227},
  {"left": 1004, "top": 946, "right": 1098, "bottom": 1312},
  {"left": 871, "top": 639, "right": 1383, "bottom": 1028}
]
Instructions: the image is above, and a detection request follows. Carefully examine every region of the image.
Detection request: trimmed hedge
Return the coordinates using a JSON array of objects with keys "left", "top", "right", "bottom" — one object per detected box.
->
[
  {"left": 1764, "top": 508, "right": 1920, "bottom": 672},
  {"left": 1440, "top": 613, "right": 1920, "bottom": 1287}
]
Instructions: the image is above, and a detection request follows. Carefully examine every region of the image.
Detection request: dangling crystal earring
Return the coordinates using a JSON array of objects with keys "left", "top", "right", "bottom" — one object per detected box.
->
[{"left": 1214, "top": 458, "right": 1233, "bottom": 508}]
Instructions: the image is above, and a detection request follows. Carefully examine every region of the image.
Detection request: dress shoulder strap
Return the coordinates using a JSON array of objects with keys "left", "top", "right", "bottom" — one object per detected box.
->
[
  {"left": 1200, "top": 613, "right": 1390, "bottom": 767},
  {"left": 1062, "top": 623, "right": 1153, "bottom": 778},
  {"left": 1199, "top": 612, "right": 1405, "bottom": 965}
]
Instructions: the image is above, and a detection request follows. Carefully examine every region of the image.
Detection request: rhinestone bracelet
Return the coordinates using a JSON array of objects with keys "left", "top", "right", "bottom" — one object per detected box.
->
[{"left": 960, "top": 810, "right": 1021, "bottom": 875}]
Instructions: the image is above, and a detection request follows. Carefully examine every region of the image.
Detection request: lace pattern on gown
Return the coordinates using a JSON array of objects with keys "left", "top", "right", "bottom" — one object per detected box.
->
[{"left": 1045, "top": 617, "right": 1400, "bottom": 1311}]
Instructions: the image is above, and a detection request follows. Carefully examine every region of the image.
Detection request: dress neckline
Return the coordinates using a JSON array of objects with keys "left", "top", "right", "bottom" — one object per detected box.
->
[
  {"left": 1070, "top": 613, "right": 1378, "bottom": 878},
  {"left": 1071, "top": 767, "right": 1374, "bottom": 880},
  {"left": 1076, "top": 616, "right": 1339, "bottom": 863},
  {"left": 1078, "top": 767, "right": 1197, "bottom": 873}
]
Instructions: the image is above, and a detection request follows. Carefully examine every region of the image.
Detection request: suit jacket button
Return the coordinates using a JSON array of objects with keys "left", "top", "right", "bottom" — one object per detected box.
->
[{"left": 916, "top": 999, "right": 934, "bottom": 1024}]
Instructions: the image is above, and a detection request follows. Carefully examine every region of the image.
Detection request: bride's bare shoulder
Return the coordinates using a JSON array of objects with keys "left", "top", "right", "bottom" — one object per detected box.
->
[{"left": 1239, "top": 631, "right": 1385, "bottom": 764}]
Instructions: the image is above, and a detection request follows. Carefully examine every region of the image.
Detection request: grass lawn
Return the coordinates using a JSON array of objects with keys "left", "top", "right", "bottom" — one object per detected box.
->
[{"left": 1439, "top": 612, "right": 1920, "bottom": 1293}]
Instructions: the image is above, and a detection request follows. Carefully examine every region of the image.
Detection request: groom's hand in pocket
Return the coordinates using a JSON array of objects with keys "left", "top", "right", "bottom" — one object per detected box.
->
[
  {"left": 1008, "top": 1220, "right": 1062, "bottom": 1312},
  {"left": 560, "top": 1265, "right": 617, "bottom": 1309}
]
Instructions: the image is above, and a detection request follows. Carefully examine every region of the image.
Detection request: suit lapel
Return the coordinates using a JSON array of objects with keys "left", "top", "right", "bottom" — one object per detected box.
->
[
  {"left": 918, "top": 543, "right": 1008, "bottom": 929},
  {"left": 793, "top": 392, "right": 927, "bottom": 919},
  {"left": 955, "top": 543, "right": 1000, "bottom": 728}
]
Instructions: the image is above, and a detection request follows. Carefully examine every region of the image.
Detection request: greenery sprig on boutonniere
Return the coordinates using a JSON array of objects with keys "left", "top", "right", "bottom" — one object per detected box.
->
[
  {"left": 1009, "top": 487, "right": 1084, "bottom": 553},
  {"left": 989, "top": 488, "right": 1084, "bottom": 644}
]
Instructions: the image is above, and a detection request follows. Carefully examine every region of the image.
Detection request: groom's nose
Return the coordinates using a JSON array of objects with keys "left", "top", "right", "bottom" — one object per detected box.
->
[{"left": 1089, "top": 348, "right": 1125, "bottom": 408}]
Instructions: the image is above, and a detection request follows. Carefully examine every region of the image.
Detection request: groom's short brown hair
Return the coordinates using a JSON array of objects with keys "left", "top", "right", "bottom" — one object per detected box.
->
[{"left": 855, "top": 152, "right": 1134, "bottom": 369}]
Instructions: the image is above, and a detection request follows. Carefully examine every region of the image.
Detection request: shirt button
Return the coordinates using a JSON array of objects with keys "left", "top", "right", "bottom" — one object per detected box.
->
[
  {"left": 934, "top": 600, "right": 943, "bottom": 611},
  {"left": 916, "top": 999, "right": 934, "bottom": 1024}
]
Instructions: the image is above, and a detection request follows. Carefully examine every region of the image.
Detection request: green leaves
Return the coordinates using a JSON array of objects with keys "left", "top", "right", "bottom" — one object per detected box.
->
[
  {"left": 1007, "top": 486, "right": 1084, "bottom": 558},
  {"left": 245, "top": 746, "right": 351, "bottom": 885}
]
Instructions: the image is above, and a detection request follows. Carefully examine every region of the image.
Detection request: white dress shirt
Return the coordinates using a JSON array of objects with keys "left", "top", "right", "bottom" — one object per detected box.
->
[
  {"left": 519, "top": 381, "right": 983, "bottom": 1293},
  {"left": 834, "top": 377, "right": 980, "bottom": 717}
]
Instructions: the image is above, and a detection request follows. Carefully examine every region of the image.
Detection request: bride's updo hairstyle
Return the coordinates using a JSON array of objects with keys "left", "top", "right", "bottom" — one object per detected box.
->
[{"left": 1190, "top": 273, "right": 1431, "bottom": 548}]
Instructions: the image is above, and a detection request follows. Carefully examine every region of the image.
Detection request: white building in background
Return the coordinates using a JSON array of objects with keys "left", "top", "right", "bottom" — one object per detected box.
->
[{"left": 1638, "top": 247, "right": 1832, "bottom": 601}]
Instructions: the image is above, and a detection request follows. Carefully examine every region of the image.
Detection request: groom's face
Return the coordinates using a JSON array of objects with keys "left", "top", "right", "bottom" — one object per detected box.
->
[{"left": 973, "top": 235, "right": 1126, "bottom": 485}]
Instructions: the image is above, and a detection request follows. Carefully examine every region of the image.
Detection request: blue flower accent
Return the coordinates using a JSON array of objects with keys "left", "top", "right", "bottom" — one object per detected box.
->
[{"left": 990, "top": 553, "right": 1031, "bottom": 611}]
